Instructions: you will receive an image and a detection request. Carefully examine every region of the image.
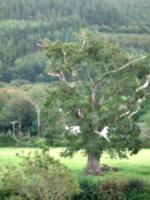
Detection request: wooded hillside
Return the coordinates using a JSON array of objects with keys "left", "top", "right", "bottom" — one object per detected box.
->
[{"left": 0, "top": 0, "right": 150, "bottom": 84}]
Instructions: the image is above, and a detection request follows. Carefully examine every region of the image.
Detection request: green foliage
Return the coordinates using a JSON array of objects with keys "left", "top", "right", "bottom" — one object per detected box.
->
[
  {"left": 0, "top": 0, "right": 150, "bottom": 84},
  {"left": 0, "top": 83, "right": 48, "bottom": 136},
  {"left": 72, "top": 175, "right": 100, "bottom": 200},
  {"left": 44, "top": 33, "right": 149, "bottom": 163},
  {"left": 72, "top": 175, "right": 150, "bottom": 200},
  {"left": 0, "top": 130, "right": 18, "bottom": 147},
  {"left": 35, "top": 138, "right": 50, "bottom": 151},
  {"left": 19, "top": 136, "right": 37, "bottom": 147},
  {"left": 99, "top": 176, "right": 150, "bottom": 200},
  {"left": 0, "top": 150, "right": 80, "bottom": 200}
]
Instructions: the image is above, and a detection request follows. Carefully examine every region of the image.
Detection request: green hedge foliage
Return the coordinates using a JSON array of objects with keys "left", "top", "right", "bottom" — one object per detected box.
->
[{"left": 72, "top": 175, "right": 150, "bottom": 200}]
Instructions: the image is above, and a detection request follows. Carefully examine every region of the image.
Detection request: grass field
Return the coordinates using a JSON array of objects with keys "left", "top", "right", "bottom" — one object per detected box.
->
[{"left": 0, "top": 147, "right": 150, "bottom": 180}]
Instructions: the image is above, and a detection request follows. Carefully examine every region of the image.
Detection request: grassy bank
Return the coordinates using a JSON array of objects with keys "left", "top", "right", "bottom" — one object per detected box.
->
[{"left": 0, "top": 148, "right": 150, "bottom": 180}]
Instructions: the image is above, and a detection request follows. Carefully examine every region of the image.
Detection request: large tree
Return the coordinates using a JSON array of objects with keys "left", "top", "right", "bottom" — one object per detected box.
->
[{"left": 43, "top": 32, "right": 150, "bottom": 175}]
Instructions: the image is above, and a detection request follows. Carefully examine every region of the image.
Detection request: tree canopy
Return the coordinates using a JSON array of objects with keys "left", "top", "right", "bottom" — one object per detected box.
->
[{"left": 44, "top": 32, "right": 150, "bottom": 175}]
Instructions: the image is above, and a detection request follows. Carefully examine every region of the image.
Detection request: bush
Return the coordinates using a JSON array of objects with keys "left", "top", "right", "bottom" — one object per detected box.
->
[
  {"left": 47, "top": 133, "right": 68, "bottom": 147},
  {"left": 72, "top": 175, "right": 150, "bottom": 200},
  {"left": 0, "top": 150, "right": 80, "bottom": 200},
  {"left": 99, "top": 176, "right": 150, "bottom": 200},
  {"left": 0, "top": 130, "right": 18, "bottom": 147},
  {"left": 72, "top": 174, "right": 100, "bottom": 200},
  {"left": 19, "top": 136, "right": 37, "bottom": 147},
  {"left": 35, "top": 138, "right": 50, "bottom": 151},
  {"left": 125, "top": 178, "right": 150, "bottom": 200}
]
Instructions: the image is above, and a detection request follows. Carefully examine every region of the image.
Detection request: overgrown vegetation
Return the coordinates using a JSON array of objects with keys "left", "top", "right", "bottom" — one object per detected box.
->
[
  {"left": 0, "top": 150, "right": 80, "bottom": 200},
  {"left": 0, "top": 150, "right": 150, "bottom": 200},
  {"left": 0, "top": 130, "right": 18, "bottom": 147},
  {"left": 72, "top": 175, "right": 150, "bottom": 200}
]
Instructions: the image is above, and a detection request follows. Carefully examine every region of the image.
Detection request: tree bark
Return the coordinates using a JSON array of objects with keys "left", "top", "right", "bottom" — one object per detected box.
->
[{"left": 84, "top": 154, "right": 102, "bottom": 175}]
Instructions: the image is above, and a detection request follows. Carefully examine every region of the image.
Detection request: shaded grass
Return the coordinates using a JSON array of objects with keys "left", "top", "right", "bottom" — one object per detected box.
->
[{"left": 0, "top": 148, "right": 150, "bottom": 180}]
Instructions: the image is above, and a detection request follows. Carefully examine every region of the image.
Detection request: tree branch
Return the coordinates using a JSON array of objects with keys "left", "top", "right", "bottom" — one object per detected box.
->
[
  {"left": 136, "top": 74, "right": 150, "bottom": 92},
  {"left": 111, "top": 56, "right": 147, "bottom": 73},
  {"left": 62, "top": 49, "right": 67, "bottom": 64},
  {"left": 37, "top": 37, "right": 51, "bottom": 48},
  {"left": 119, "top": 110, "right": 130, "bottom": 119},
  {"left": 91, "top": 56, "right": 147, "bottom": 108},
  {"left": 48, "top": 70, "right": 66, "bottom": 82},
  {"left": 76, "top": 107, "right": 84, "bottom": 119},
  {"left": 80, "top": 31, "right": 86, "bottom": 50},
  {"left": 128, "top": 105, "right": 140, "bottom": 119}
]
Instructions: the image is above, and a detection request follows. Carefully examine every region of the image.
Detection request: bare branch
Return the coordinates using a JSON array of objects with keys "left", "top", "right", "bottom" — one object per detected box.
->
[
  {"left": 99, "top": 56, "right": 147, "bottom": 83},
  {"left": 128, "top": 105, "right": 140, "bottom": 119},
  {"left": 76, "top": 107, "right": 84, "bottom": 119},
  {"left": 91, "top": 82, "right": 99, "bottom": 108},
  {"left": 87, "top": 73, "right": 94, "bottom": 84},
  {"left": 80, "top": 31, "right": 86, "bottom": 50},
  {"left": 119, "top": 110, "right": 130, "bottom": 119},
  {"left": 91, "top": 56, "right": 147, "bottom": 109},
  {"left": 136, "top": 74, "right": 150, "bottom": 92},
  {"left": 137, "top": 96, "right": 145, "bottom": 104},
  {"left": 62, "top": 49, "right": 67, "bottom": 64},
  {"left": 59, "top": 71, "right": 66, "bottom": 82},
  {"left": 48, "top": 70, "right": 66, "bottom": 82},
  {"left": 47, "top": 71, "right": 59, "bottom": 77},
  {"left": 37, "top": 43, "right": 44, "bottom": 48},
  {"left": 37, "top": 37, "right": 51, "bottom": 48},
  {"left": 112, "top": 56, "right": 147, "bottom": 73}
]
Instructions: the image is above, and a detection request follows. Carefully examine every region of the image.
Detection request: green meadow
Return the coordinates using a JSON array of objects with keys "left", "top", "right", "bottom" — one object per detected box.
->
[{"left": 0, "top": 148, "right": 150, "bottom": 180}]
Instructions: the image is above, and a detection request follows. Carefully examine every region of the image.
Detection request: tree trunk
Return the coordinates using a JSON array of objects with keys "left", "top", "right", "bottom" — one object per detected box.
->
[
  {"left": 18, "top": 117, "right": 22, "bottom": 137},
  {"left": 85, "top": 154, "right": 102, "bottom": 175},
  {"left": 36, "top": 104, "right": 41, "bottom": 138}
]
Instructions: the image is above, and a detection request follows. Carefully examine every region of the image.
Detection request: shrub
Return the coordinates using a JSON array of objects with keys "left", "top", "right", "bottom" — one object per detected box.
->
[
  {"left": 99, "top": 176, "right": 150, "bottom": 200},
  {"left": 19, "top": 136, "right": 37, "bottom": 147},
  {"left": 35, "top": 138, "right": 50, "bottom": 151},
  {"left": 99, "top": 176, "right": 127, "bottom": 200},
  {"left": 72, "top": 175, "right": 150, "bottom": 200},
  {"left": 0, "top": 130, "right": 18, "bottom": 147},
  {"left": 72, "top": 174, "right": 101, "bottom": 200},
  {"left": 125, "top": 178, "right": 150, "bottom": 200},
  {"left": 0, "top": 150, "right": 80, "bottom": 200}
]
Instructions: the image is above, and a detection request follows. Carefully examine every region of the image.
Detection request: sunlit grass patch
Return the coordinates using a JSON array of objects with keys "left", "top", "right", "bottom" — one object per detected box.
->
[{"left": 0, "top": 148, "right": 150, "bottom": 180}]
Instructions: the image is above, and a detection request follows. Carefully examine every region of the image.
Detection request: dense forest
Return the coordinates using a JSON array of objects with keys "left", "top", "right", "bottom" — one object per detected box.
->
[
  {"left": 0, "top": 0, "right": 150, "bottom": 83},
  {"left": 0, "top": 0, "right": 150, "bottom": 139}
]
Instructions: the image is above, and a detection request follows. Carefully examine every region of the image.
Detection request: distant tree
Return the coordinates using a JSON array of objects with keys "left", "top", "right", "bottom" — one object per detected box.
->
[
  {"left": 44, "top": 32, "right": 150, "bottom": 175},
  {"left": 27, "top": 84, "right": 47, "bottom": 137},
  {"left": 8, "top": 90, "right": 33, "bottom": 137}
]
